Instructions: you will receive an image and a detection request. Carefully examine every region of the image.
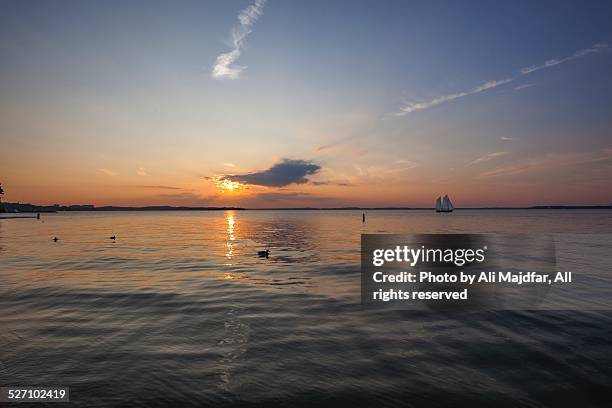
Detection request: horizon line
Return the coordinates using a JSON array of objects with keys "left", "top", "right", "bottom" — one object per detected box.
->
[{"left": 3, "top": 202, "right": 612, "bottom": 212}]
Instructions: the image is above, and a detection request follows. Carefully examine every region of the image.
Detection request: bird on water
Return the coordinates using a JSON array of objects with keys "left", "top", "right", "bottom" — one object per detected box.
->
[
  {"left": 53, "top": 237, "right": 58, "bottom": 242},
  {"left": 109, "top": 235, "right": 116, "bottom": 240},
  {"left": 258, "top": 249, "right": 269, "bottom": 258}
]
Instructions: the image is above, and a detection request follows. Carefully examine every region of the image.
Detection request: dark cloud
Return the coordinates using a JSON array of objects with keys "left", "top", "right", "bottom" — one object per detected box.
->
[
  {"left": 311, "top": 181, "right": 351, "bottom": 186},
  {"left": 226, "top": 159, "right": 320, "bottom": 187}
]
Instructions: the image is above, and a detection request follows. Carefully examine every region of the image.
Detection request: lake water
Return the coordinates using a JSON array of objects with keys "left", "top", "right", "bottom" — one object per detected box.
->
[{"left": 1, "top": 210, "right": 611, "bottom": 406}]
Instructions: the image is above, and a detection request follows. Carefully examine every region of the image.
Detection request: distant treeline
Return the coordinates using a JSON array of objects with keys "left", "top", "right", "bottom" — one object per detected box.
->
[
  {"left": 2, "top": 202, "right": 244, "bottom": 213},
  {"left": 528, "top": 205, "right": 612, "bottom": 209}
]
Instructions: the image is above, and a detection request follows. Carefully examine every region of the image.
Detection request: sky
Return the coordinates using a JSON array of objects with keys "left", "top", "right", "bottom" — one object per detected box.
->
[{"left": 1, "top": 0, "right": 611, "bottom": 208}]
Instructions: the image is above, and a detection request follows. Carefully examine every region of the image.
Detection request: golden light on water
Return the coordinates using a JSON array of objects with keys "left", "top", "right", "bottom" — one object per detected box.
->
[
  {"left": 225, "top": 212, "right": 235, "bottom": 263},
  {"left": 227, "top": 213, "right": 235, "bottom": 241}
]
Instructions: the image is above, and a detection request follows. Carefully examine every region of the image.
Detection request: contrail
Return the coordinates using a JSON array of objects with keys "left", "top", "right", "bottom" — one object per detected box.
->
[
  {"left": 212, "top": 0, "right": 267, "bottom": 80},
  {"left": 393, "top": 43, "right": 608, "bottom": 116}
]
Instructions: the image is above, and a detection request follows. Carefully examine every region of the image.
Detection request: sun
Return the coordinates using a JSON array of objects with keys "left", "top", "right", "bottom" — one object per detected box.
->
[{"left": 214, "top": 176, "right": 246, "bottom": 194}]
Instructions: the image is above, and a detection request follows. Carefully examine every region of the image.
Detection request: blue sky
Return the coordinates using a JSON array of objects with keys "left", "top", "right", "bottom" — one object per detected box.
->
[{"left": 1, "top": 0, "right": 611, "bottom": 207}]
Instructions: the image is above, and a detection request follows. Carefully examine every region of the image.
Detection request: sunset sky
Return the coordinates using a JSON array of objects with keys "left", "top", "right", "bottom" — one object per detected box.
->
[{"left": 1, "top": 0, "right": 612, "bottom": 208}]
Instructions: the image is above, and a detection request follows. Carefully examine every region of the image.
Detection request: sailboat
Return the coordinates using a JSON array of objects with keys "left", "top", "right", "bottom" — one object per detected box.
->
[{"left": 435, "top": 195, "right": 454, "bottom": 213}]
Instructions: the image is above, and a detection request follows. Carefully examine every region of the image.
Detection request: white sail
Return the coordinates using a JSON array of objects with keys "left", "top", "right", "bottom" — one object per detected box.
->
[
  {"left": 441, "top": 195, "right": 450, "bottom": 211},
  {"left": 435, "top": 197, "right": 442, "bottom": 211},
  {"left": 446, "top": 196, "right": 454, "bottom": 210}
]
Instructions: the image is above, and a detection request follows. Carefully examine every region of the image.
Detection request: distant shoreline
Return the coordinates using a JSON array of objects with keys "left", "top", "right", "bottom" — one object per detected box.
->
[
  {"left": 2, "top": 202, "right": 611, "bottom": 213},
  {"left": 247, "top": 206, "right": 612, "bottom": 210}
]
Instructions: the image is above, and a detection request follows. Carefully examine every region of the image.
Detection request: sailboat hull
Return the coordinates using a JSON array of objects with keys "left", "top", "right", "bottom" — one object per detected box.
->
[{"left": 435, "top": 209, "right": 453, "bottom": 213}]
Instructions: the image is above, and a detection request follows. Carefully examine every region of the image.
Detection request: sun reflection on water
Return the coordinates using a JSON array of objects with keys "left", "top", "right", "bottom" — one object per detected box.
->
[{"left": 225, "top": 211, "right": 236, "bottom": 264}]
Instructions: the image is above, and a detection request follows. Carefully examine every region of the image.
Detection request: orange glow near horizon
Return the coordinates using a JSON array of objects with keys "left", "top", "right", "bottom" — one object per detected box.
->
[
  {"left": 214, "top": 177, "right": 246, "bottom": 194},
  {"left": 1, "top": 3, "right": 612, "bottom": 210}
]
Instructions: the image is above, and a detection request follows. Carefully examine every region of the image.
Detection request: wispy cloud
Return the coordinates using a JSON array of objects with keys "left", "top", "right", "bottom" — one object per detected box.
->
[
  {"left": 315, "top": 141, "right": 369, "bottom": 157},
  {"left": 393, "top": 43, "right": 608, "bottom": 116},
  {"left": 394, "top": 79, "right": 512, "bottom": 115},
  {"left": 514, "top": 83, "right": 534, "bottom": 91},
  {"left": 137, "top": 167, "right": 148, "bottom": 176},
  {"left": 316, "top": 144, "right": 334, "bottom": 152},
  {"left": 133, "top": 185, "right": 183, "bottom": 190},
  {"left": 479, "top": 148, "right": 612, "bottom": 178},
  {"left": 469, "top": 151, "right": 509, "bottom": 165},
  {"left": 500, "top": 136, "right": 516, "bottom": 141},
  {"left": 394, "top": 159, "right": 419, "bottom": 169},
  {"left": 98, "top": 168, "right": 117, "bottom": 176},
  {"left": 223, "top": 162, "right": 236, "bottom": 168},
  {"left": 252, "top": 191, "right": 314, "bottom": 201},
  {"left": 519, "top": 43, "right": 608, "bottom": 74},
  {"left": 211, "top": 0, "right": 266, "bottom": 80},
  {"left": 311, "top": 180, "right": 352, "bottom": 186},
  {"left": 157, "top": 191, "right": 212, "bottom": 204}
]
